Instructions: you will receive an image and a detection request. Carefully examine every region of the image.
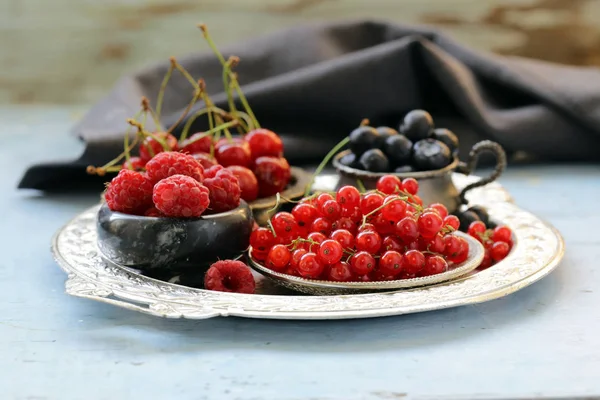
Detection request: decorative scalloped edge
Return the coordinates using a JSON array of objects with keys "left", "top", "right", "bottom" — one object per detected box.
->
[{"left": 51, "top": 174, "right": 564, "bottom": 320}]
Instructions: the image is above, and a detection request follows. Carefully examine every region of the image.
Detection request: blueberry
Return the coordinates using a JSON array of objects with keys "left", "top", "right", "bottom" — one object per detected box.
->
[
  {"left": 399, "top": 110, "right": 434, "bottom": 141},
  {"left": 394, "top": 165, "right": 415, "bottom": 173},
  {"left": 383, "top": 135, "right": 413, "bottom": 166},
  {"left": 467, "top": 205, "right": 489, "bottom": 225},
  {"left": 338, "top": 152, "right": 360, "bottom": 169},
  {"left": 412, "top": 138, "right": 452, "bottom": 171},
  {"left": 432, "top": 128, "right": 459, "bottom": 153},
  {"left": 359, "top": 149, "right": 390, "bottom": 172},
  {"left": 457, "top": 210, "right": 481, "bottom": 232},
  {"left": 349, "top": 126, "right": 380, "bottom": 156},
  {"left": 375, "top": 126, "right": 398, "bottom": 148}
]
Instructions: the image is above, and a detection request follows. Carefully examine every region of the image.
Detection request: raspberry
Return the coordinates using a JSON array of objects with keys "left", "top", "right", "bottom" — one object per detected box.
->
[
  {"left": 204, "top": 260, "right": 255, "bottom": 294},
  {"left": 203, "top": 165, "right": 242, "bottom": 213},
  {"left": 152, "top": 174, "right": 210, "bottom": 217},
  {"left": 104, "top": 169, "right": 153, "bottom": 214},
  {"left": 144, "top": 207, "right": 164, "bottom": 217},
  {"left": 145, "top": 152, "right": 204, "bottom": 183}
]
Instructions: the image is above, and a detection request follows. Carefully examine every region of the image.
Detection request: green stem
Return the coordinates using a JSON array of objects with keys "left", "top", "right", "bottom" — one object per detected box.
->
[
  {"left": 183, "top": 119, "right": 238, "bottom": 146},
  {"left": 156, "top": 62, "right": 175, "bottom": 118},
  {"left": 231, "top": 73, "right": 260, "bottom": 129},
  {"left": 179, "top": 106, "right": 230, "bottom": 142},
  {"left": 304, "top": 137, "right": 350, "bottom": 197},
  {"left": 167, "top": 89, "right": 202, "bottom": 134},
  {"left": 123, "top": 109, "right": 143, "bottom": 165},
  {"left": 356, "top": 179, "right": 366, "bottom": 193}
]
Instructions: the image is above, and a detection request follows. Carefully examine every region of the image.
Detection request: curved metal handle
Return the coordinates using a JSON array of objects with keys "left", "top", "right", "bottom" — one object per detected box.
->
[{"left": 456, "top": 140, "right": 507, "bottom": 205}]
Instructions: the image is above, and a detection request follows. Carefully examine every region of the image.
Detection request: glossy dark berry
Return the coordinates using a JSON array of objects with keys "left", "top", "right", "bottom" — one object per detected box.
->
[
  {"left": 375, "top": 126, "right": 398, "bottom": 149},
  {"left": 467, "top": 206, "right": 490, "bottom": 225},
  {"left": 399, "top": 110, "right": 434, "bottom": 142},
  {"left": 412, "top": 139, "right": 452, "bottom": 171},
  {"left": 358, "top": 149, "right": 390, "bottom": 172},
  {"left": 432, "top": 128, "right": 459, "bottom": 154},
  {"left": 338, "top": 152, "right": 360, "bottom": 168},
  {"left": 349, "top": 126, "right": 380, "bottom": 156},
  {"left": 457, "top": 210, "right": 481, "bottom": 232},
  {"left": 383, "top": 135, "right": 412, "bottom": 166}
]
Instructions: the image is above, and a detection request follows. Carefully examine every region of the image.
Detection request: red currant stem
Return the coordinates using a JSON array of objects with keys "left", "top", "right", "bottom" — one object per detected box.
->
[
  {"left": 167, "top": 88, "right": 202, "bottom": 135},
  {"left": 356, "top": 179, "right": 366, "bottom": 193},
  {"left": 361, "top": 196, "right": 408, "bottom": 225},
  {"left": 265, "top": 193, "right": 282, "bottom": 237},
  {"left": 156, "top": 59, "right": 176, "bottom": 119},
  {"left": 179, "top": 106, "right": 230, "bottom": 142},
  {"left": 304, "top": 136, "right": 350, "bottom": 197},
  {"left": 141, "top": 96, "right": 163, "bottom": 131}
]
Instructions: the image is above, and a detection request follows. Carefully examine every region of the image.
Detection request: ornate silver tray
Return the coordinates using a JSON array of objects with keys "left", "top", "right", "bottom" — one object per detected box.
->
[{"left": 51, "top": 174, "right": 565, "bottom": 320}]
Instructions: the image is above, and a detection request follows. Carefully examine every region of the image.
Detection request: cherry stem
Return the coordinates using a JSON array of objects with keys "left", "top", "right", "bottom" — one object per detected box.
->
[
  {"left": 123, "top": 109, "right": 143, "bottom": 165},
  {"left": 167, "top": 87, "right": 202, "bottom": 135},
  {"left": 304, "top": 136, "right": 350, "bottom": 197},
  {"left": 183, "top": 119, "right": 238, "bottom": 146},
  {"left": 229, "top": 72, "right": 260, "bottom": 129},
  {"left": 156, "top": 60, "right": 176, "bottom": 119},
  {"left": 142, "top": 96, "right": 162, "bottom": 131},
  {"left": 179, "top": 106, "right": 231, "bottom": 142},
  {"left": 223, "top": 57, "right": 240, "bottom": 119}
]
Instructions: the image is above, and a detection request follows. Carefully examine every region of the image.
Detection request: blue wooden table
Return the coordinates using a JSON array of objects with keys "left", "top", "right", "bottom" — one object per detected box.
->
[{"left": 2, "top": 106, "right": 598, "bottom": 400}]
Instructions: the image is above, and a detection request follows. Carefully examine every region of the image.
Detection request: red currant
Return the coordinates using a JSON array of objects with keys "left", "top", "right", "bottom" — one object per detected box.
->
[
  {"left": 372, "top": 213, "right": 396, "bottom": 235},
  {"left": 491, "top": 241, "right": 510, "bottom": 262},
  {"left": 358, "top": 223, "right": 376, "bottom": 233},
  {"left": 271, "top": 212, "right": 298, "bottom": 238},
  {"left": 227, "top": 166, "right": 259, "bottom": 202},
  {"left": 467, "top": 221, "right": 486, "bottom": 241},
  {"left": 404, "top": 250, "right": 425, "bottom": 275},
  {"left": 290, "top": 248, "right": 307, "bottom": 272},
  {"left": 381, "top": 196, "right": 407, "bottom": 221},
  {"left": 320, "top": 200, "right": 341, "bottom": 221},
  {"left": 411, "top": 195, "right": 423, "bottom": 206},
  {"left": 330, "top": 229, "right": 355, "bottom": 251},
  {"left": 425, "top": 234, "right": 446, "bottom": 254},
  {"left": 139, "top": 132, "right": 178, "bottom": 162},
  {"left": 443, "top": 215, "right": 460, "bottom": 231},
  {"left": 326, "top": 261, "right": 353, "bottom": 282},
  {"left": 245, "top": 129, "right": 283, "bottom": 159},
  {"left": 378, "top": 251, "right": 404, "bottom": 276},
  {"left": 266, "top": 244, "right": 291, "bottom": 271},
  {"left": 318, "top": 239, "right": 344, "bottom": 265},
  {"left": 297, "top": 253, "right": 325, "bottom": 278},
  {"left": 315, "top": 193, "right": 334, "bottom": 209},
  {"left": 292, "top": 203, "right": 319, "bottom": 228},
  {"left": 336, "top": 186, "right": 361, "bottom": 210},
  {"left": 376, "top": 175, "right": 402, "bottom": 195},
  {"left": 429, "top": 203, "right": 448, "bottom": 219},
  {"left": 355, "top": 230, "right": 382, "bottom": 253},
  {"left": 252, "top": 249, "right": 268, "bottom": 262},
  {"left": 402, "top": 178, "right": 419, "bottom": 195},
  {"left": 443, "top": 234, "right": 461, "bottom": 258},
  {"left": 253, "top": 156, "right": 291, "bottom": 197},
  {"left": 418, "top": 212, "right": 444, "bottom": 239},
  {"left": 382, "top": 235, "right": 403, "bottom": 252},
  {"left": 396, "top": 217, "right": 419, "bottom": 242},
  {"left": 341, "top": 206, "right": 362, "bottom": 223},
  {"left": 371, "top": 269, "right": 395, "bottom": 281},
  {"left": 179, "top": 132, "right": 212, "bottom": 154},
  {"left": 349, "top": 251, "right": 376, "bottom": 275},
  {"left": 332, "top": 217, "right": 356, "bottom": 234},
  {"left": 307, "top": 232, "right": 327, "bottom": 252},
  {"left": 492, "top": 226, "right": 512, "bottom": 243},
  {"left": 480, "top": 249, "right": 492, "bottom": 269},
  {"left": 360, "top": 192, "right": 384, "bottom": 215},
  {"left": 447, "top": 236, "right": 469, "bottom": 264},
  {"left": 311, "top": 217, "right": 332, "bottom": 235},
  {"left": 250, "top": 227, "right": 275, "bottom": 252},
  {"left": 422, "top": 255, "right": 448, "bottom": 276}
]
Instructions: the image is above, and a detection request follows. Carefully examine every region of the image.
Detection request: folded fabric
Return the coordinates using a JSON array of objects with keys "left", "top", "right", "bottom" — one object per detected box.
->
[{"left": 18, "top": 19, "right": 600, "bottom": 191}]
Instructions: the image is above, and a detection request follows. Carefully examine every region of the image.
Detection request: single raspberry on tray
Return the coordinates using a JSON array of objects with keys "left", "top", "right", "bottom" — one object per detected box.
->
[
  {"left": 204, "top": 260, "right": 255, "bottom": 294},
  {"left": 203, "top": 165, "right": 241, "bottom": 213},
  {"left": 145, "top": 151, "right": 204, "bottom": 183},
  {"left": 152, "top": 174, "right": 210, "bottom": 217},
  {"left": 104, "top": 169, "right": 153, "bottom": 214}
]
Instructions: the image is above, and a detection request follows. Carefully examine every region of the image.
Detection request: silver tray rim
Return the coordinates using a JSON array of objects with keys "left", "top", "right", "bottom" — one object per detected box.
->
[{"left": 50, "top": 174, "right": 565, "bottom": 320}]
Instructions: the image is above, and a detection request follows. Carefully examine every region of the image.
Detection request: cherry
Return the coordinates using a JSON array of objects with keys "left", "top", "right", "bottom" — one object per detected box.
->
[
  {"left": 297, "top": 253, "right": 325, "bottom": 278},
  {"left": 311, "top": 217, "right": 332, "bottom": 235},
  {"left": 381, "top": 196, "right": 407, "bottom": 221},
  {"left": 191, "top": 152, "right": 218, "bottom": 169},
  {"left": 250, "top": 227, "right": 275, "bottom": 252},
  {"left": 245, "top": 129, "right": 284, "bottom": 159},
  {"left": 336, "top": 186, "right": 361, "bottom": 210},
  {"left": 378, "top": 251, "right": 404, "bottom": 276},
  {"left": 139, "top": 132, "right": 178, "bottom": 162},
  {"left": 318, "top": 239, "right": 344, "bottom": 265},
  {"left": 355, "top": 230, "right": 382, "bottom": 253},
  {"left": 253, "top": 156, "right": 291, "bottom": 197},
  {"left": 429, "top": 203, "right": 448, "bottom": 219},
  {"left": 122, "top": 156, "right": 145, "bottom": 171},
  {"left": 320, "top": 200, "right": 341, "bottom": 221},
  {"left": 376, "top": 175, "right": 402, "bottom": 195},
  {"left": 266, "top": 244, "right": 291, "bottom": 271},
  {"left": 492, "top": 226, "right": 512, "bottom": 243},
  {"left": 396, "top": 217, "right": 419, "bottom": 242},
  {"left": 216, "top": 140, "right": 252, "bottom": 167},
  {"left": 360, "top": 192, "right": 384, "bottom": 215},
  {"left": 330, "top": 229, "right": 355, "bottom": 251},
  {"left": 292, "top": 203, "right": 319, "bottom": 228},
  {"left": 402, "top": 178, "right": 419, "bottom": 195},
  {"left": 326, "top": 261, "right": 353, "bottom": 282},
  {"left": 179, "top": 133, "right": 212, "bottom": 154},
  {"left": 443, "top": 215, "right": 460, "bottom": 231},
  {"left": 418, "top": 212, "right": 444, "bottom": 239},
  {"left": 468, "top": 221, "right": 486, "bottom": 240},
  {"left": 422, "top": 255, "right": 448, "bottom": 276},
  {"left": 491, "top": 241, "right": 510, "bottom": 262},
  {"left": 227, "top": 166, "right": 259, "bottom": 202},
  {"left": 290, "top": 248, "right": 307, "bottom": 273},
  {"left": 404, "top": 250, "right": 426, "bottom": 275},
  {"left": 350, "top": 252, "right": 376, "bottom": 276},
  {"left": 307, "top": 232, "right": 327, "bottom": 252},
  {"left": 382, "top": 235, "right": 403, "bottom": 252}
]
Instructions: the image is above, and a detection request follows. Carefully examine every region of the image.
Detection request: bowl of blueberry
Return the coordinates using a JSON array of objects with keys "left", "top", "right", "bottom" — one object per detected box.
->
[{"left": 333, "top": 110, "right": 507, "bottom": 213}]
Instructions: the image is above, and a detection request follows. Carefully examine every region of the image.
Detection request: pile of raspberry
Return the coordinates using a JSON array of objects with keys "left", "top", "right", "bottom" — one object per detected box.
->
[
  {"left": 123, "top": 128, "right": 291, "bottom": 203},
  {"left": 250, "top": 175, "right": 513, "bottom": 282},
  {"left": 104, "top": 151, "right": 241, "bottom": 217}
]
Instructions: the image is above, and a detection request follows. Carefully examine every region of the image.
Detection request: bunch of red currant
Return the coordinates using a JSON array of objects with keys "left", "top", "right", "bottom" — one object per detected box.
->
[
  {"left": 250, "top": 175, "right": 473, "bottom": 282},
  {"left": 467, "top": 221, "right": 513, "bottom": 269}
]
